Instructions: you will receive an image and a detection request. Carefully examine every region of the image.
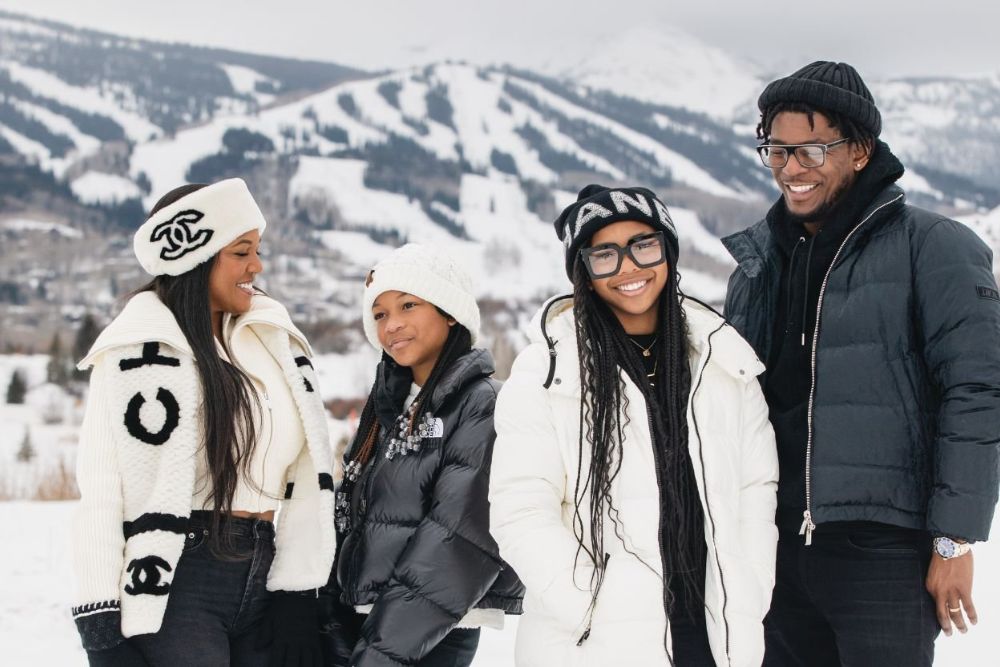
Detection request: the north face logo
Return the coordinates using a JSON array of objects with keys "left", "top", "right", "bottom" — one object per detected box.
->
[{"left": 150, "top": 209, "right": 213, "bottom": 261}]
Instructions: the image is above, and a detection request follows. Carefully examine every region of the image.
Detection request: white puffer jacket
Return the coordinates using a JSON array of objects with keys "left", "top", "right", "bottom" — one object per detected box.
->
[{"left": 490, "top": 297, "right": 778, "bottom": 667}]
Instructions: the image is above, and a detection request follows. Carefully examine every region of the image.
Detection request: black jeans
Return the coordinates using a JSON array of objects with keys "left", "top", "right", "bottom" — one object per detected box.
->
[
  {"left": 128, "top": 511, "right": 276, "bottom": 667},
  {"left": 764, "top": 522, "right": 939, "bottom": 667}
]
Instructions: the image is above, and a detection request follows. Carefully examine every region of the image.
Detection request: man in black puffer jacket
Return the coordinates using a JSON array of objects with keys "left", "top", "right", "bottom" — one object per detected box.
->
[{"left": 723, "top": 61, "right": 1000, "bottom": 666}]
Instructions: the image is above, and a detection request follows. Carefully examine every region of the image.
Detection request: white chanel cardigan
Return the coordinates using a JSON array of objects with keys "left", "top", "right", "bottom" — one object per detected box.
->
[{"left": 71, "top": 292, "right": 336, "bottom": 648}]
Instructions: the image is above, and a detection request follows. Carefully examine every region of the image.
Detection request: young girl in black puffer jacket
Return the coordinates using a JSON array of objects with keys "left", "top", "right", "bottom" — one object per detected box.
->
[{"left": 324, "top": 244, "right": 523, "bottom": 667}]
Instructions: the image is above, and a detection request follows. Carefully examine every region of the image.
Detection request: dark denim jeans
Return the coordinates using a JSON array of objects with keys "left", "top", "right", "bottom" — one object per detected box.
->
[
  {"left": 128, "top": 511, "right": 276, "bottom": 667},
  {"left": 764, "top": 522, "right": 939, "bottom": 667}
]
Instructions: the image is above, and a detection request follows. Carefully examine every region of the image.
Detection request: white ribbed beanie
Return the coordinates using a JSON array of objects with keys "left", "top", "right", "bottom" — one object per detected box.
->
[{"left": 362, "top": 244, "right": 480, "bottom": 350}]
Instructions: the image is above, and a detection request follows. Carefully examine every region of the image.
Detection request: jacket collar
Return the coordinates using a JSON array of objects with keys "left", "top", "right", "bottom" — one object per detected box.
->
[
  {"left": 79, "top": 292, "right": 310, "bottom": 369},
  {"left": 723, "top": 182, "right": 908, "bottom": 279},
  {"left": 374, "top": 348, "right": 496, "bottom": 423},
  {"left": 529, "top": 294, "right": 764, "bottom": 395}
]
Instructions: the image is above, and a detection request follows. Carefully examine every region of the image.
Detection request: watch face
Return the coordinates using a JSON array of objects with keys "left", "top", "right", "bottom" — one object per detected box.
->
[{"left": 936, "top": 538, "right": 956, "bottom": 558}]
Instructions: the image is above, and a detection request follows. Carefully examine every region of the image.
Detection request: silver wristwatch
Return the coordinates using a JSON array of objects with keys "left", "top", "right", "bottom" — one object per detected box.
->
[{"left": 933, "top": 536, "right": 972, "bottom": 560}]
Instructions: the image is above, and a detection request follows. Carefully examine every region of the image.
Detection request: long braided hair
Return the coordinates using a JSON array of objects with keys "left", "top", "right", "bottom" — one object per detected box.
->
[
  {"left": 347, "top": 315, "right": 472, "bottom": 476},
  {"left": 569, "top": 252, "right": 705, "bottom": 618}
]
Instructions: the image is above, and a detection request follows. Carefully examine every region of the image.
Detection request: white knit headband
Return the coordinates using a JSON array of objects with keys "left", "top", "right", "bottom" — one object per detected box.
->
[{"left": 133, "top": 178, "right": 267, "bottom": 276}]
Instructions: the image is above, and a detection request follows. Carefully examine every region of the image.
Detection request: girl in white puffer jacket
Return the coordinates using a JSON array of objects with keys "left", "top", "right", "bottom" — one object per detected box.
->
[{"left": 489, "top": 185, "right": 779, "bottom": 667}]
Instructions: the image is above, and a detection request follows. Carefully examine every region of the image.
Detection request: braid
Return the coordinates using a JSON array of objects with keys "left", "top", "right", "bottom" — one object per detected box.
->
[{"left": 570, "top": 255, "right": 705, "bottom": 620}]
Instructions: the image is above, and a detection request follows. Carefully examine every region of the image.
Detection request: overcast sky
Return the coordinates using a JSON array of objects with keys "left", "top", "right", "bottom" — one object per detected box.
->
[{"left": 1, "top": 0, "right": 997, "bottom": 80}]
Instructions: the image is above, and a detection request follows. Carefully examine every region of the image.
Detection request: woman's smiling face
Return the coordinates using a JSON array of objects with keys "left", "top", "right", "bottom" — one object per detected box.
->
[{"left": 208, "top": 229, "right": 262, "bottom": 317}]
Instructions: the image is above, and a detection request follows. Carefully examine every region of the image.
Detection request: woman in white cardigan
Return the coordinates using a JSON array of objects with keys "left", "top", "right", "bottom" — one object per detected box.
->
[
  {"left": 489, "top": 185, "right": 779, "bottom": 667},
  {"left": 71, "top": 179, "right": 335, "bottom": 667}
]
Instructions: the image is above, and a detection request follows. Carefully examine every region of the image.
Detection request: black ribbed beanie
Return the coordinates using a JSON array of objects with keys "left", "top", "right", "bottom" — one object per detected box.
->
[{"left": 758, "top": 61, "right": 881, "bottom": 137}]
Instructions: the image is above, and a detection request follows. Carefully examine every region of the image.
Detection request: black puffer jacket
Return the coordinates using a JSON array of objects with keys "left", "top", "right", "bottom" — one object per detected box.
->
[
  {"left": 335, "top": 349, "right": 523, "bottom": 666},
  {"left": 723, "top": 182, "right": 1000, "bottom": 542}
]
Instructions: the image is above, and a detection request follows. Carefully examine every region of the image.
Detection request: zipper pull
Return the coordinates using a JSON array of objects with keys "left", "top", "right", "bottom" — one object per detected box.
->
[
  {"left": 801, "top": 333, "right": 806, "bottom": 347},
  {"left": 799, "top": 510, "right": 816, "bottom": 546},
  {"left": 576, "top": 627, "right": 591, "bottom": 646}
]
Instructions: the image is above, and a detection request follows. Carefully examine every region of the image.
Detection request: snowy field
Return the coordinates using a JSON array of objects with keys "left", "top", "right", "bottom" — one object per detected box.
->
[{"left": 0, "top": 499, "right": 995, "bottom": 665}]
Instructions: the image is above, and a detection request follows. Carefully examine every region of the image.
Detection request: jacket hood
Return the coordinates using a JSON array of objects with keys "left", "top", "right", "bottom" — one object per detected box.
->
[
  {"left": 79, "top": 292, "right": 311, "bottom": 369},
  {"left": 528, "top": 293, "right": 764, "bottom": 390}
]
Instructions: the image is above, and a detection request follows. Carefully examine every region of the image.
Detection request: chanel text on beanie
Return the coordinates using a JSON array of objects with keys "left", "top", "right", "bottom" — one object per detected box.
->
[{"left": 554, "top": 184, "right": 679, "bottom": 279}]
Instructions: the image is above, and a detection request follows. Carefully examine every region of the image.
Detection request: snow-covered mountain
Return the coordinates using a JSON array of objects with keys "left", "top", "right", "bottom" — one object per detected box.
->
[{"left": 1, "top": 9, "right": 999, "bottom": 368}]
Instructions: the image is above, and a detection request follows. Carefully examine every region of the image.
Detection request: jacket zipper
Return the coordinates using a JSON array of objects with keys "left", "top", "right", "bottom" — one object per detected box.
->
[
  {"left": 689, "top": 323, "right": 732, "bottom": 666},
  {"left": 801, "top": 193, "right": 905, "bottom": 545}
]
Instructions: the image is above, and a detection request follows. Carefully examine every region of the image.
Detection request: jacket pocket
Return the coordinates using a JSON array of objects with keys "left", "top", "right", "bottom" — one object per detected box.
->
[
  {"left": 182, "top": 527, "right": 209, "bottom": 553},
  {"left": 845, "top": 526, "right": 926, "bottom": 555}
]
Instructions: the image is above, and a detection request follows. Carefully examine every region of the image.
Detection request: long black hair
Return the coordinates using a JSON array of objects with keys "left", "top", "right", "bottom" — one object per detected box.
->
[
  {"left": 348, "top": 314, "right": 472, "bottom": 470},
  {"left": 569, "top": 252, "right": 705, "bottom": 619},
  {"left": 132, "top": 184, "right": 261, "bottom": 556}
]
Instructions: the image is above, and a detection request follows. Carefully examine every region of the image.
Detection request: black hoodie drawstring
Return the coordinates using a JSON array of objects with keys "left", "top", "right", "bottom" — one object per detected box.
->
[
  {"left": 801, "top": 234, "right": 818, "bottom": 347},
  {"left": 786, "top": 237, "right": 805, "bottom": 336}
]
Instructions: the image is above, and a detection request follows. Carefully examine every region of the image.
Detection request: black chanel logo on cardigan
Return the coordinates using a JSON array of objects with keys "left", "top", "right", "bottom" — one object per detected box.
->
[
  {"left": 124, "top": 387, "right": 180, "bottom": 446},
  {"left": 124, "top": 556, "right": 172, "bottom": 596},
  {"left": 119, "top": 343, "right": 181, "bottom": 372},
  {"left": 150, "top": 209, "right": 213, "bottom": 261}
]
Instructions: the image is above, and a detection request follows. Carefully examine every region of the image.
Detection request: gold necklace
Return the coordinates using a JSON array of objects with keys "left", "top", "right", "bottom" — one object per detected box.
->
[{"left": 627, "top": 335, "right": 659, "bottom": 358}]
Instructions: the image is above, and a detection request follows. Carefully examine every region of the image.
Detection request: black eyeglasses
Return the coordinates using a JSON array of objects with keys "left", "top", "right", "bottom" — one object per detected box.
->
[
  {"left": 756, "top": 138, "right": 849, "bottom": 169},
  {"left": 580, "top": 232, "right": 666, "bottom": 279}
]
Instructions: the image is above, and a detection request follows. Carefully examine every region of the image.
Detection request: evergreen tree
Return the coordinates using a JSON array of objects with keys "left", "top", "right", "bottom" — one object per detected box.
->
[
  {"left": 47, "top": 334, "right": 69, "bottom": 386},
  {"left": 16, "top": 427, "right": 35, "bottom": 463},
  {"left": 6, "top": 370, "right": 26, "bottom": 404},
  {"left": 72, "top": 314, "right": 101, "bottom": 381}
]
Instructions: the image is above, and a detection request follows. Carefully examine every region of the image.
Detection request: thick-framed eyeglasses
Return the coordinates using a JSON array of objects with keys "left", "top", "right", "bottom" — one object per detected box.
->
[
  {"left": 580, "top": 232, "right": 666, "bottom": 279},
  {"left": 756, "top": 138, "right": 849, "bottom": 169}
]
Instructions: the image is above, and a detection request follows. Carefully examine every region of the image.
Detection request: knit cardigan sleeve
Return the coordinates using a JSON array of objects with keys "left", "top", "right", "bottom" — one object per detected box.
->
[{"left": 71, "top": 359, "right": 128, "bottom": 650}]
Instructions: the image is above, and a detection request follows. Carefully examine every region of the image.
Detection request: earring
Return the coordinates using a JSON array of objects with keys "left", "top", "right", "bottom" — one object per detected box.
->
[{"left": 856, "top": 163, "right": 862, "bottom": 170}]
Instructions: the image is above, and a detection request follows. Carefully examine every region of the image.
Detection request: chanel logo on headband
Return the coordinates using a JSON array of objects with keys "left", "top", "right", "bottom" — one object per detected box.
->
[
  {"left": 124, "top": 555, "right": 172, "bottom": 596},
  {"left": 150, "top": 209, "right": 214, "bottom": 261}
]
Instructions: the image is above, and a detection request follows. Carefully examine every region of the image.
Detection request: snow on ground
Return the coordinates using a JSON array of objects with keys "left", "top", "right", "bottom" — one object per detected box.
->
[
  {"left": 0, "top": 217, "right": 82, "bottom": 238},
  {"left": 351, "top": 73, "right": 461, "bottom": 162},
  {"left": 551, "top": 25, "right": 761, "bottom": 120},
  {"left": 8, "top": 97, "right": 102, "bottom": 159},
  {"left": 2, "top": 61, "right": 162, "bottom": 143},
  {"left": 130, "top": 120, "right": 236, "bottom": 206},
  {"left": 219, "top": 64, "right": 277, "bottom": 106},
  {"left": 0, "top": 124, "right": 50, "bottom": 164},
  {"left": 506, "top": 75, "right": 747, "bottom": 200},
  {"left": 69, "top": 172, "right": 142, "bottom": 205},
  {"left": 672, "top": 206, "right": 738, "bottom": 266},
  {"left": 0, "top": 500, "right": 994, "bottom": 665},
  {"left": 434, "top": 65, "right": 553, "bottom": 183}
]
